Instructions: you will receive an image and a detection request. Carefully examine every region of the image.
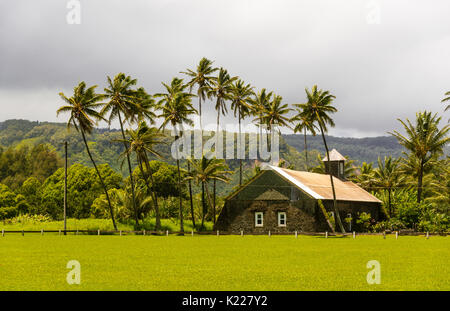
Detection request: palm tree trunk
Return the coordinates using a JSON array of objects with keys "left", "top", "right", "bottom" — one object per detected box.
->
[
  {"left": 174, "top": 127, "right": 184, "bottom": 234},
  {"left": 319, "top": 122, "right": 345, "bottom": 234},
  {"left": 143, "top": 153, "right": 161, "bottom": 231},
  {"left": 176, "top": 157, "right": 184, "bottom": 234},
  {"left": 187, "top": 161, "right": 195, "bottom": 228},
  {"left": 201, "top": 182, "right": 206, "bottom": 230},
  {"left": 213, "top": 110, "right": 220, "bottom": 224},
  {"left": 179, "top": 123, "right": 195, "bottom": 229},
  {"left": 304, "top": 128, "right": 308, "bottom": 171},
  {"left": 204, "top": 181, "right": 216, "bottom": 221},
  {"left": 80, "top": 128, "right": 117, "bottom": 230},
  {"left": 388, "top": 188, "right": 392, "bottom": 217},
  {"left": 417, "top": 158, "right": 424, "bottom": 203},
  {"left": 239, "top": 109, "right": 242, "bottom": 186},
  {"left": 118, "top": 112, "right": 139, "bottom": 227}
]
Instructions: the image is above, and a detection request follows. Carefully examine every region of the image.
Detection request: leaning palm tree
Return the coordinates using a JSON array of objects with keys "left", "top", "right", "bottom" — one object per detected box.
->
[
  {"left": 230, "top": 79, "right": 253, "bottom": 185},
  {"left": 298, "top": 85, "right": 345, "bottom": 233},
  {"left": 118, "top": 121, "right": 165, "bottom": 230},
  {"left": 102, "top": 73, "right": 143, "bottom": 226},
  {"left": 154, "top": 78, "right": 197, "bottom": 228},
  {"left": 291, "top": 107, "right": 317, "bottom": 171},
  {"left": 207, "top": 68, "right": 237, "bottom": 223},
  {"left": 57, "top": 82, "right": 117, "bottom": 230},
  {"left": 186, "top": 156, "right": 231, "bottom": 228},
  {"left": 158, "top": 84, "right": 197, "bottom": 234},
  {"left": 389, "top": 111, "right": 449, "bottom": 202},
  {"left": 371, "top": 156, "right": 405, "bottom": 217}
]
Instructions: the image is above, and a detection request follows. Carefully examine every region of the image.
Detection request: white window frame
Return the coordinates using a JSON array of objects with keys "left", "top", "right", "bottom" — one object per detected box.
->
[
  {"left": 339, "top": 162, "right": 344, "bottom": 175},
  {"left": 255, "top": 212, "right": 264, "bottom": 227},
  {"left": 278, "top": 212, "right": 287, "bottom": 227}
]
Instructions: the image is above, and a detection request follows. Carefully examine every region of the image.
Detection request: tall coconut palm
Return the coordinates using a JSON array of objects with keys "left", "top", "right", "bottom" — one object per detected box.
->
[
  {"left": 118, "top": 121, "right": 165, "bottom": 230},
  {"left": 291, "top": 107, "right": 317, "bottom": 171},
  {"left": 182, "top": 57, "right": 218, "bottom": 138},
  {"left": 371, "top": 156, "right": 405, "bottom": 217},
  {"left": 207, "top": 68, "right": 237, "bottom": 224},
  {"left": 158, "top": 82, "right": 196, "bottom": 234},
  {"left": 249, "top": 88, "right": 273, "bottom": 154},
  {"left": 57, "top": 82, "right": 117, "bottom": 230},
  {"left": 102, "top": 73, "right": 142, "bottom": 226},
  {"left": 154, "top": 78, "right": 197, "bottom": 228},
  {"left": 297, "top": 85, "right": 345, "bottom": 233},
  {"left": 181, "top": 59, "right": 218, "bottom": 228},
  {"left": 355, "top": 162, "right": 375, "bottom": 190},
  {"left": 389, "top": 111, "right": 449, "bottom": 202},
  {"left": 258, "top": 94, "right": 292, "bottom": 155},
  {"left": 186, "top": 156, "right": 231, "bottom": 229},
  {"left": 230, "top": 79, "right": 253, "bottom": 185}
]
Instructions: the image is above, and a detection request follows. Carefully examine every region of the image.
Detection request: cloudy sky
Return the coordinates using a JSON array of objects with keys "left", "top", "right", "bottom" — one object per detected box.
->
[{"left": 0, "top": 0, "right": 449, "bottom": 137}]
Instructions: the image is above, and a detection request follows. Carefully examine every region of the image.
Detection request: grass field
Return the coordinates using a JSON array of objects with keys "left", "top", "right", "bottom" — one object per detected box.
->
[{"left": 0, "top": 234, "right": 448, "bottom": 291}]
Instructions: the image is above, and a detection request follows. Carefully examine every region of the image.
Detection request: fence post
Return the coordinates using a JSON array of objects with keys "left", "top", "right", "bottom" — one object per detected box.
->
[
  {"left": 143, "top": 229, "right": 146, "bottom": 236},
  {"left": 166, "top": 230, "right": 169, "bottom": 236},
  {"left": 383, "top": 231, "right": 386, "bottom": 239},
  {"left": 353, "top": 231, "right": 356, "bottom": 239},
  {"left": 59, "top": 229, "right": 61, "bottom": 236},
  {"left": 2, "top": 229, "right": 4, "bottom": 237},
  {"left": 76, "top": 229, "right": 78, "bottom": 235},
  {"left": 295, "top": 231, "right": 298, "bottom": 238},
  {"left": 97, "top": 229, "right": 100, "bottom": 236},
  {"left": 120, "top": 230, "right": 122, "bottom": 236},
  {"left": 240, "top": 230, "right": 243, "bottom": 237},
  {"left": 217, "top": 230, "right": 219, "bottom": 237},
  {"left": 41, "top": 229, "right": 44, "bottom": 236},
  {"left": 191, "top": 230, "right": 194, "bottom": 237},
  {"left": 268, "top": 230, "right": 271, "bottom": 237},
  {"left": 426, "top": 231, "right": 429, "bottom": 239},
  {"left": 325, "top": 231, "right": 328, "bottom": 239},
  {"left": 22, "top": 230, "right": 24, "bottom": 236},
  {"left": 396, "top": 231, "right": 398, "bottom": 239}
]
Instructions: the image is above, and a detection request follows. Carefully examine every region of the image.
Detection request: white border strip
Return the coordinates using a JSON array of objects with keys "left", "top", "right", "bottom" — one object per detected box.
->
[{"left": 269, "top": 165, "right": 324, "bottom": 200}]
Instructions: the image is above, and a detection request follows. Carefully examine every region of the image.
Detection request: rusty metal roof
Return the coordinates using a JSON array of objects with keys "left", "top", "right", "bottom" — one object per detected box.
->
[
  {"left": 322, "top": 149, "right": 346, "bottom": 161},
  {"left": 271, "top": 166, "right": 382, "bottom": 203}
]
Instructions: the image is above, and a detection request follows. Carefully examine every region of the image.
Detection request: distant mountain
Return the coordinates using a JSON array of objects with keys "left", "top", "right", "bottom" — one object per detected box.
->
[
  {"left": 283, "top": 134, "right": 405, "bottom": 165},
  {"left": 0, "top": 119, "right": 415, "bottom": 172}
]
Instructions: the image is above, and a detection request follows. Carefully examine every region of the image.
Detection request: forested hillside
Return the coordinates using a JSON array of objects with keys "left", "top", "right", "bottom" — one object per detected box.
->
[{"left": 0, "top": 119, "right": 409, "bottom": 171}]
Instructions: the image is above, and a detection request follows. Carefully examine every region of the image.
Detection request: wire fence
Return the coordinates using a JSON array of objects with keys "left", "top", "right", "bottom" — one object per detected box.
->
[{"left": 0, "top": 229, "right": 446, "bottom": 237}]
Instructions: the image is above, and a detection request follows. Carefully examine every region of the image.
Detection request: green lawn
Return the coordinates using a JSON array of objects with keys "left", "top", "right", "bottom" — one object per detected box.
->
[{"left": 0, "top": 234, "right": 448, "bottom": 290}]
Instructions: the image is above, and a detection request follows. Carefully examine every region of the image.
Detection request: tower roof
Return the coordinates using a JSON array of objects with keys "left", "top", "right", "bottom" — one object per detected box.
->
[{"left": 322, "top": 149, "right": 346, "bottom": 161}]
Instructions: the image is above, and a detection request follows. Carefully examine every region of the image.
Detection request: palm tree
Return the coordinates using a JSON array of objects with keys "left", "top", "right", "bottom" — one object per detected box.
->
[
  {"left": 102, "top": 73, "right": 143, "bottom": 226},
  {"left": 442, "top": 91, "right": 450, "bottom": 113},
  {"left": 258, "top": 94, "right": 291, "bottom": 156},
  {"left": 389, "top": 111, "right": 449, "bottom": 202},
  {"left": 158, "top": 81, "right": 196, "bottom": 234},
  {"left": 249, "top": 88, "right": 273, "bottom": 154},
  {"left": 230, "top": 79, "right": 253, "bottom": 185},
  {"left": 355, "top": 162, "right": 375, "bottom": 190},
  {"left": 154, "top": 78, "right": 197, "bottom": 228},
  {"left": 182, "top": 57, "right": 218, "bottom": 138},
  {"left": 57, "top": 82, "right": 117, "bottom": 230},
  {"left": 291, "top": 107, "right": 317, "bottom": 171},
  {"left": 207, "top": 68, "right": 237, "bottom": 224},
  {"left": 297, "top": 85, "right": 345, "bottom": 233},
  {"left": 118, "top": 121, "right": 165, "bottom": 230},
  {"left": 371, "top": 156, "right": 404, "bottom": 217},
  {"left": 186, "top": 156, "right": 231, "bottom": 228},
  {"left": 182, "top": 59, "right": 218, "bottom": 228}
]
